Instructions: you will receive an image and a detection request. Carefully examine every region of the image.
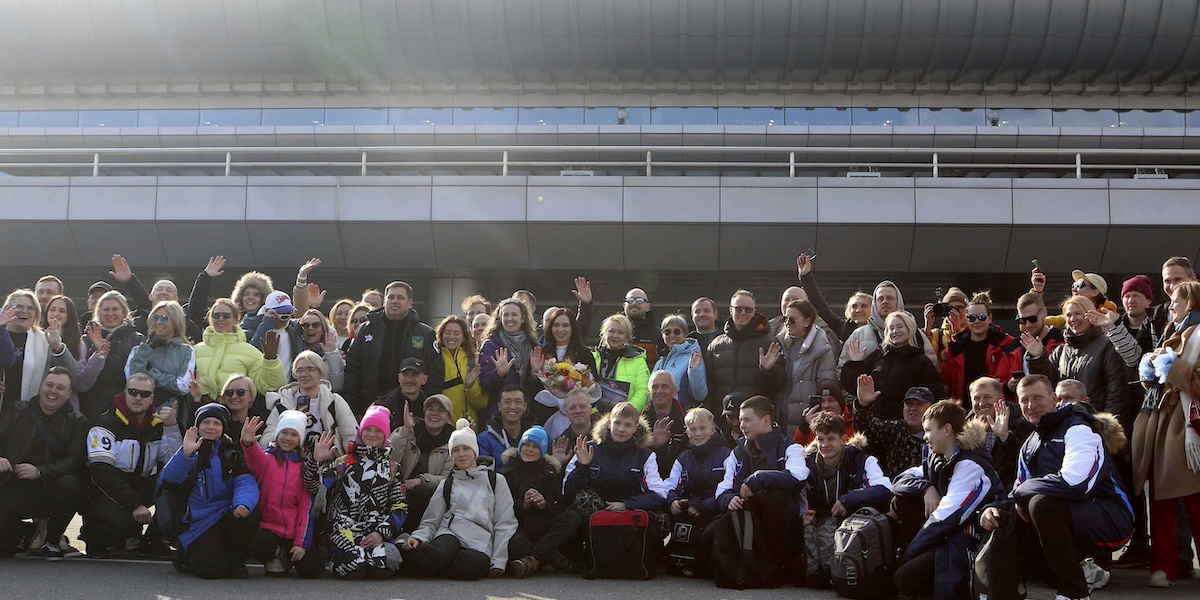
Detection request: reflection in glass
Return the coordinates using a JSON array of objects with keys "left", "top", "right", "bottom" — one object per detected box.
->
[
  {"left": 585, "top": 107, "right": 650, "bottom": 125},
  {"left": 986, "top": 109, "right": 1052, "bottom": 127},
  {"left": 851, "top": 108, "right": 918, "bottom": 126},
  {"left": 1051, "top": 109, "right": 1117, "bottom": 128},
  {"left": 262, "top": 108, "right": 325, "bottom": 126},
  {"left": 79, "top": 110, "right": 138, "bottom": 127},
  {"left": 139, "top": 110, "right": 200, "bottom": 127},
  {"left": 200, "top": 109, "right": 262, "bottom": 127},
  {"left": 519, "top": 107, "right": 585, "bottom": 125},
  {"left": 785, "top": 108, "right": 851, "bottom": 126},
  {"left": 651, "top": 107, "right": 718, "bottom": 125},
  {"left": 452, "top": 107, "right": 518, "bottom": 126},
  {"left": 1187, "top": 111, "right": 1200, "bottom": 128},
  {"left": 390, "top": 108, "right": 453, "bottom": 126},
  {"left": 325, "top": 108, "right": 388, "bottom": 126},
  {"left": 918, "top": 108, "right": 982, "bottom": 126},
  {"left": 18, "top": 111, "right": 79, "bottom": 127},
  {"left": 718, "top": 107, "right": 784, "bottom": 126},
  {"left": 1115, "top": 110, "right": 1185, "bottom": 128}
]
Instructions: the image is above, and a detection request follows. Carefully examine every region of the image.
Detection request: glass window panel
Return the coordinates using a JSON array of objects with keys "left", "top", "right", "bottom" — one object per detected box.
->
[
  {"left": 324, "top": 108, "right": 388, "bottom": 126},
  {"left": 262, "top": 108, "right": 324, "bottom": 126},
  {"left": 718, "top": 107, "right": 784, "bottom": 126},
  {"left": 79, "top": 110, "right": 138, "bottom": 127},
  {"left": 200, "top": 109, "right": 262, "bottom": 127},
  {"left": 1187, "top": 111, "right": 1200, "bottom": 128},
  {"left": 138, "top": 110, "right": 199, "bottom": 127},
  {"left": 851, "top": 108, "right": 918, "bottom": 126},
  {"left": 918, "top": 108, "right": 983, "bottom": 126},
  {"left": 518, "top": 107, "right": 585, "bottom": 125},
  {"left": 19, "top": 111, "right": 79, "bottom": 127},
  {"left": 1115, "top": 109, "right": 1185, "bottom": 128},
  {"left": 0, "top": 112, "right": 17, "bottom": 127},
  {"left": 986, "top": 109, "right": 1052, "bottom": 127},
  {"left": 1051, "top": 109, "right": 1117, "bottom": 127},
  {"left": 452, "top": 107, "right": 518, "bottom": 126},
  {"left": 585, "top": 107, "right": 650, "bottom": 125},
  {"left": 389, "top": 108, "right": 453, "bottom": 126},
  {"left": 785, "top": 107, "right": 851, "bottom": 126},
  {"left": 650, "top": 107, "right": 718, "bottom": 125}
]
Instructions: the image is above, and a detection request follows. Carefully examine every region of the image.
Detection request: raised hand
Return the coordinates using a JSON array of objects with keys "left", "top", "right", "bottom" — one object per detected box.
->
[
  {"left": 847, "top": 339, "right": 866, "bottom": 362},
  {"left": 1019, "top": 332, "right": 1045, "bottom": 358},
  {"left": 313, "top": 431, "right": 337, "bottom": 462},
  {"left": 796, "top": 254, "right": 813, "bottom": 278},
  {"left": 262, "top": 330, "right": 280, "bottom": 360},
  {"left": 945, "top": 308, "right": 964, "bottom": 333},
  {"left": 993, "top": 401, "right": 1011, "bottom": 442},
  {"left": 307, "top": 283, "right": 327, "bottom": 308},
  {"left": 651, "top": 417, "right": 674, "bottom": 447},
  {"left": 0, "top": 305, "right": 16, "bottom": 328},
  {"left": 493, "top": 347, "right": 516, "bottom": 377},
  {"left": 758, "top": 342, "right": 782, "bottom": 371},
  {"left": 529, "top": 348, "right": 547, "bottom": 376},
  {"left": 188, "top": 378, "right": 203, "bottom": 401},
  {"left": 157, "top": 401, "right": 178, "bottom": 428},
  {"left": 464, "top": 362, "right": 481, "bottom": 388},
  {"left": 551, "top": 436, "right": 572, "bottom": 464},
  {"left": 1086, "top": 308, "right": 1116, "bottom": 329},
  {"left": 182, "top": 427, "right": 202, "bottom": 457},
  {"left": 922, "top": 303, "right": 937, "bottom": 331},
  {"left": 87, "top": 323, "right": 111, "bottom": 357},
  {"left": 109, "top": 254, "right": 133, "bottom": 283},
  {"left": 802, "top": 404, "right": 822, "bottom": 425},
  {"left": 44, "top": 320, "right": 64, "bottom": 353},
  {"left": 403, "top": 402, "right": 414, "bottom": 432},
  {"left": 241, "top": 415, "right": 263, "bottom": 447},
  {"left": 856, "top": 374, "right": 881, "bottom": 405},
  {"left": 571, "top": 277, "right": 593, "bottom": 304},
  {"left": 574, "top": 436, "right": 594, "bottom": 465},
  {"left": 1030, "top": 268, "right": 1046, "bottom": 293},
  {"left": 297, "top": 258, "right": 321, "bottom": 282},
  {"left": 204, "top": 255, "right": 226, "bottom": 278},
  {"left": 689, "top": 348, "right": 703, "bottom": 369},
  {"left": 323, "top": 327, "right": 337, "bottom": 353}
]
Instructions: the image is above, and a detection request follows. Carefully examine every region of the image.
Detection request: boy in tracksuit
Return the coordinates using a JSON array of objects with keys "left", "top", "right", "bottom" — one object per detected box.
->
[
  {"left": 892, "top": 401, "right": 1002, "bottom": 600},
  {"left": 801, "top": 411, "right": 893, "bottom": 586},
  {"left": 663, "top": 407, "right": 731, "bottom": 575}
]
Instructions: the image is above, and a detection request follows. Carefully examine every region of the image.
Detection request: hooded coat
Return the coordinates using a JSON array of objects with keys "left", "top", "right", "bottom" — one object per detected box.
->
[
  {"left": 159, "top": 438, "right": 260, "bottom": 550},
  {"left": 939, "top": 326, "right": 1023, "bottom": 408},
  {"left": 777, "top": 325, "right": 837, "bottom": 435},
  {"left": 323, "top": 441, "right": 406, "bottom": 577},
  {"left": 592, "top": 344, "right": 650, "bottom": 411},
  {"left": 263, "top": 381, "right": 358, "bottom": 455},
  {"left": 343, "top": 308, "right": 443, "bottom": 416},
  {"left": 562, "top": 414, "right": 669, "bottom": 510},
  {"left": 501, "top": 448, "right": 567, "bottom": 523},
  {"left": 194, "top": 326, "right": 286, "bottom": 398},
  {"left": 664, "top": 435, "right": 732, "bottom": 516},
  {"left": 75, "top": 324, "right": 144, "bottom": 419},
  {"left": 125, "top": 337, "right": 195, "bottom": 404},
  {"left": 836, "top": 281, "right": 938, "bottom": 374}
]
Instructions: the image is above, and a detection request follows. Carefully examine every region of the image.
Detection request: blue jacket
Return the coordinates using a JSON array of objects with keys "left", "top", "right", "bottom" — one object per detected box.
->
[
  {"left": 477, "top": 412, "right": 536, "bottom": 466},
  {"left": 715, "top": 429, "right": 808, "bottom": 511},
  {"left": 653, "top": 337, "right": 708, "bottom": 410},
  {"left": 562, "top": 436, "right": 668, "bottom": 511},
  {"left": 803, "top": 439, "right": 893, "bottom": 516},
  {"left": 160, "top": 439, "right": 260, "bottom": 550},
  {"left": 665, "top": 435, "right": 732, "bottom": 515}
]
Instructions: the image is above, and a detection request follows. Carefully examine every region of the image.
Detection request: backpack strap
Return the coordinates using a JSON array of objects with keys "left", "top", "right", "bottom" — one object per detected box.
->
[
  {"left": 441, "top": 468, "right": 498, "bottom": 506},
  {"left": 27, "top": 403, "right": 67, "bottom": 456}
]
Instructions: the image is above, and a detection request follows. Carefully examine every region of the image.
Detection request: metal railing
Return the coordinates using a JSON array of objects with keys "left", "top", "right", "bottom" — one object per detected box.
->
[{"left": 0, "top": 145, "right": 1197, "bottom": 178}]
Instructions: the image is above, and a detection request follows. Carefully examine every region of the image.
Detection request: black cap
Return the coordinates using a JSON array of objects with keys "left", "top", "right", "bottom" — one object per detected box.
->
[
  {"left": 194, "top": 403, "right": 231, "bottom": 430},
  {"left": 399, "top": 357, "right": 426, "bottom": 374},
  {"left": 903, "top": 386, "right": 937, "bottom": 405},
  {"left": 89, "top": 281, "right": 114, "bottom": 294}
]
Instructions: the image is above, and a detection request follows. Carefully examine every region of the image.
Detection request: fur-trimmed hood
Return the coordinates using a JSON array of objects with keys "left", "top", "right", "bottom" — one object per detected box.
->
[
  {"left": 230, "top": 271, "right": 274, "bottom": 313},
  {"left": 500, "top": 446, "right": 563, "bottom": 472},
  {"left": 805, "top": 432, "right": 868, "bottom": 456},
  {"left": 591, "top": 411, "right": 654, "bottom": 448},
  {"left": 1092, "top": 411, "right": 1127, "bottom": 455},
  {"left": 957, "top": 418, "right": 990, "bottom": 453}
]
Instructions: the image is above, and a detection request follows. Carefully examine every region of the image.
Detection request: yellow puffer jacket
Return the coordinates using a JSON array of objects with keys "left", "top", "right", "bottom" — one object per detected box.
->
[
  {"left": 439, "top": 347, "right": 488, "bottom": 424},
  {"left": 194, "top": 326, "right": 286, "bottom": 398}
]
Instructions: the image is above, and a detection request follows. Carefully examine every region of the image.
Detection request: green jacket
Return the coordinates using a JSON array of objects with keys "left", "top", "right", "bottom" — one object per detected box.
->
[
  {"left": 592, "top": 345, "right": 650, "bottom": 411},
  {"left": 195, "top": 326, "right": 286, "bottom": 398}
]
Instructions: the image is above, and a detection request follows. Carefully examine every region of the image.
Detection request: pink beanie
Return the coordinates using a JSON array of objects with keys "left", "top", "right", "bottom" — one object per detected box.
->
[{"left": 359, "top": 405, "right": 392, "bottom": 438}]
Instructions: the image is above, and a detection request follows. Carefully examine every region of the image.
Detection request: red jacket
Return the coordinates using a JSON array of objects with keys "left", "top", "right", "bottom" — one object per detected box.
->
[{"left": 940, "top": 327, "right": 1023, "bottom": 408}]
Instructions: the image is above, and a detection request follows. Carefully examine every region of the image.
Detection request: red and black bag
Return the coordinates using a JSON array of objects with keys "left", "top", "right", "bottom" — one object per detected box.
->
[{"left": 584, "top": 509, "right": 657, "bottom": 580}]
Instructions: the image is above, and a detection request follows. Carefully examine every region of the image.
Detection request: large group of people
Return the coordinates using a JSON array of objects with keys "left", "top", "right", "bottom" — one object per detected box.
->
[{"left": 2, "top": 251, "right": 1200, "bottom": 600}]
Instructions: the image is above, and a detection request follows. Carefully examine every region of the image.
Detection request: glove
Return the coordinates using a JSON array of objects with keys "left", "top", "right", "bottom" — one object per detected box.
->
[{"left": 1186, "top": 426, "right": 1200, "bottom": 474}]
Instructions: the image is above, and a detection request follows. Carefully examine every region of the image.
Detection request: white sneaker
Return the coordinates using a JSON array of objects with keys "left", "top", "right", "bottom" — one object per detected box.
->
[
  {"left": 1147, "top": 570, "right": 1175, "bottom": 587},
  {"left": 1054, "top": 595, "right": 1090, "bottom": 600},
  {"left": 1080, "top": 557, "right": 1110, "bottom": 592}
]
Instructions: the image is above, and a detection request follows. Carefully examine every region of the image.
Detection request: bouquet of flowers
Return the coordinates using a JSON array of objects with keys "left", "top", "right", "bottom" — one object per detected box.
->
[{"left": 538, "top": 360, "right": 597, "bottom": 398}]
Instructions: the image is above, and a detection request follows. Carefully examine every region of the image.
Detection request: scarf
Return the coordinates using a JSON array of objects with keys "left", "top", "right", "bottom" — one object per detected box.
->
[
  {"left": 414, "top": 420, "right": 452, "bottom": 454},
  {"left": 498, "top": 330, "right": 531, "bottom": 378},
  {"left": 598, "top": 346, "right": 625, "bottom": 379}
]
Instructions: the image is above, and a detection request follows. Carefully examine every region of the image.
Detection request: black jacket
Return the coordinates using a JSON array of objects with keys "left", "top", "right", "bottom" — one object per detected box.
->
[
  {"left": 966, "top": 401, "right": 1036, "bottom": 488},
  {"left": 841, "top": 344, "right": 946, "bottom": 422},
  {"left": 704, "top": 313, "right": 785, "bottom": 412},
  {"left": 119, "top": 273, "right": 204, "bottom": 344},
  {"left": 501, "top": 450, "right": 567, "bottom": 524},
  {"left": 642, "top": 398, "right": 687, "bottom": 476},
  {"left": 0, "top": 400, "right": 87, "bottom": 488},
  {"left": 343, "top": 308, "right": 443, "bottom": 416},
  {"left": 629, "top": 310, "right": 667, "bottom": 367},
  {"left": 87, "top": 401, "right": 180, "bottom": 510},
  {"left": 1027, "top": 326, "right": 1128, "bottom": 418},
  {"left": 79, "top": 324, "right": 145, "bottom": 420}
]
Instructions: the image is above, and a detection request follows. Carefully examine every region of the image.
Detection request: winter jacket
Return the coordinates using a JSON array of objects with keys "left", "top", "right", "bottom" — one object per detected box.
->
[
  {"left": 841, "top": 344, "right": 946, "bottom": 422},
  {"left": 966, "top": 401, "right": 1036, "bottom": 487},
  {"left": 664, "top": 435, "right": 732, "bottom": 516},
  {"left": 343, "top": 308, "right": 443, "bottom": 416},
  {"left": 1045, "top": 298, "right": 1120, "bottom": 330},
  {"left": 1027, "top": 326, "right": 1128, "bottom": 417},
  {"left": 86, "top": 396, "right": 182, "bottom": 511},
  {"left": 778, "top": 325, "right": 837, "bottom": 435},
  {"left": 263, "top": 381, "right": 358, "bottom": 455},
  {"left": 478, "top": 412, "right": 537, "bottom": 466},
  {"left": 323, "top": 442, "right": 406, "bottom": 577},
  {"left": 479, "top": 333, "right": 541, "bottom": 424},
  {"left": 159, "top": 439, "right": 260, "bottom": 550},
  {"left": 563, "top": 425, "right": 668, "bottom": 511},
  {"left": 195, "top": 326, "right": 286, "bottom": 398},
  {"left": 501, "top": 449, "right": 567, "bottom": 523},
  {"left": 592, "top": 345, "right": 651, "bottom": 411},
  {"left": 0, "top": 400, "right": 87, "bottom": 487},
  {"left": 628, "top": 310, "right": 667, "bottom": 368},
  {"left": 892, "top": 420, "right": 1003, "bottom": 600},
  {"left": 250, "top": 318, "right": 345, "bottom": 392},
  {"left": 939, "top": 326, "right": 1023, "bottom": 408},
  {"left": 76, "top": 325, "right": 144, "bottom": 418},
  {"left": 437, "top": 347, "right": 488, "bottom": 424},
  {"left": 413, "top": 458, "right": 519, "bottom": 571},
  {"left": 836, "top": 281, "right": 938, "bottom": 373},
  {"left": 643, "top": 398, "right": 688, "bottom": 476},
  {"left": 242, "top": 440, "right": 314, "bottom": 548},
  {"left": 852, "top": 398, "right": 925, "bottom": 477},
  {"left": 117, "top": 273, "right": 203, "bottom": 344},
  {"left": 1132, "top": 322, "right": 1200, "bottom": 499},
  {"left": 653, "top": 337, "right": 709, "bottom": 410},
  {"left": 3, "top": 327, "right": 77, "bottom": 415},
  {"left": 803, "top": 435, "right": 893, "bottom": 515},
  {"left": 388, "top": 420, "right": 454, "bottom": 486},
  {"left": 715, "top": 429, "right": 809, "bottom": 511},
  {"left": 124, "top": 337, "right": 195, "bottom": 405},
  {"left": 704, "top": 313, "right": 785, "bottom": 412},
  {"left": 799, "top": 271, "right": 860, "bottom": 342}
]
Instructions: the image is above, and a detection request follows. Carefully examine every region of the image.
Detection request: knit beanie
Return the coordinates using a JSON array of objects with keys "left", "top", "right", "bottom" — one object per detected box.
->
[
  {"left": 276, "top": 409, "right": 308, "bottom": 442},
  {"left": 194, "top": 403, "right": 230, "bottom": 431},
  {"left": 519, "top": 425, "right": 549, "bottom": 459},
  {"left": 448, "top": 418, "right": 478, "bottom": 456},
  {"left": 359, "top": 405, "right": 392, "bottom": 437}
]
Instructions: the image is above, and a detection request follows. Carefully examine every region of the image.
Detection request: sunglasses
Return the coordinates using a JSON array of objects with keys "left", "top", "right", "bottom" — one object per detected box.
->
[
  {"left": 965, "top": 314, "right": 990, "bottom": 323},
  {"left": 210, "top": 312, "right": 233, "bottom": 320},
  {"left": 301, "top": 321, "right": 323, "bottom": 330},
  {"left": 223, "top": 388, "right": 250, "bottom": 398},
  {"left": 125, "top": 388, "right": 153, "bottom": 399},
  {"left": 624, "top": 297, "right": 648, "bottom": 304},
  {"left": 782, "top": 316, "right": 798, "bottom": 325},
  {"left": 351, "top": 317, "right": 368, "bottom": 325},
  {"left": 661, "top": 327, "right": 685, "bottom": 336},
  {"left": 150, "top": 314, "right": 171, "bottom": 324},
  {"left": 1071, "top": 281, "right": 1094, "bottom": 291},
  {"left": 731, "top": 306, "right": 755, "bottom": 314},
  {"left": 1015, "top": 314, "right": 1039, "bottom": 324}
]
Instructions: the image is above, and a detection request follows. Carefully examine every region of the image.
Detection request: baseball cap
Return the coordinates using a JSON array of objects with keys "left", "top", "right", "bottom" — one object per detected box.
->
[
  {"left": 399, "top": 357, "right": 425, "bottom": 374},
  {"left": 902, "top": 386, "right": 936, "bottom": 405},
  {"left": 258, "top": 291, "right": 295, "bottom": 316}
]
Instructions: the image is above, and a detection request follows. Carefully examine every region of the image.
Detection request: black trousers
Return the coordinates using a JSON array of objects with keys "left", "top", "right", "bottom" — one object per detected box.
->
[
  {"left": 508, "top": 510, "right": 582, "bottom": 563},
  {"left": 185, "top": 511, "right": 260, "bottom": 579},
  {"left": 249, "top": 529, "right": 324, "bottom": 578},
  {"left": 403, "top": 534, "right": 491, "bottom": 580},
  {"left": 82, "top": 478, "right": 157, "bottom": 550},
  {"left": 0, "top": 475, "right": 84, "bottom": 550},
  {"left": 402, "top": 483, "right": 435, "bottom": 534}
]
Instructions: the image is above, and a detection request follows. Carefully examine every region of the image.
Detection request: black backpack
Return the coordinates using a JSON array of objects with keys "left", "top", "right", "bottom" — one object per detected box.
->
[
  {"left": 712, "top": 509, "right": 776, "bottom": 589},
  {"left": 665, "top": 513, "right": 711, "bottom": 578},
  {"left": 831, "top": 507, "right": 897, "bottom": 599}
]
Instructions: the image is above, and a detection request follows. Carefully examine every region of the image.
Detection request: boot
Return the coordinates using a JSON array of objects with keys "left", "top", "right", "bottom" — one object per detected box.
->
[{"left": 507, "top": 555, "right": 540, "bottom": 578}]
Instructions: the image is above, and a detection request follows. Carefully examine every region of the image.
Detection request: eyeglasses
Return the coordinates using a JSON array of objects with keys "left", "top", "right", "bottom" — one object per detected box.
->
[
  {"left": 661, "top": 327, "right": 685, "bottom": 336},
  {"left": 965, "top": 314, "right": 990, "bottom": 323},
  {"left": 351, "top": 317, "right": 368, "bottom": 325},
  {"left": 5, "top": 304, "right": 33, "bottom": 312},
  {"left": 223, "top": 388, "right": 250, "bottom": 398},
  {"left": 731, "top": 306, "right": 755, "bottom": 314},
  {"left": 210, "top": 312, "right": 233, "bottom": 320},
  {"left": 295, "top": 366, "right": 320, "bottom": 375},
  {"left": 1071, "top": 281, "right": 1093, "bottom": 291},
  {"left": 125, "top": 388, "right": 153, "bottom": 399},
  {"left": 624, "top": 297, "right": 648, "bottom": 304},
  {"left": 300, "top": 321, "right": 323, "bottom": 330},
  {"left": 150, "top": 314, "right": 171, "bottom": 324},
  {"left": 1015, "top": 314, "right": 1039, "bottom": 324},
  {"left": 782, "top": 316, "right": 797, "bottom": 325}
]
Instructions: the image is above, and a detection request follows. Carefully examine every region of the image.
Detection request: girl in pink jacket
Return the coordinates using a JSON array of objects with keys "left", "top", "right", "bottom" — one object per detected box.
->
[{"left": 240, "top": 411, "right": 327, "bottom": 578}]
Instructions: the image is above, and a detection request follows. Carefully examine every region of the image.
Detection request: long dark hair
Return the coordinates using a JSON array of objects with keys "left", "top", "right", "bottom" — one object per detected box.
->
[
  {"left": 43, "top": 295, "right": 82, "bottom": 358},
  {"left": 541, "top": 307, "right": 589, "bottom": 363}
]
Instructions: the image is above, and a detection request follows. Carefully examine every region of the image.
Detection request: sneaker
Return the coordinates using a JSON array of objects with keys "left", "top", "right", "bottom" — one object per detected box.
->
[
  {"left": 41, "top": 542, "right": 64, "bottom": 562},
  {"left": 25, "top": 520, "right": 47, "bottom": 556},
  {"left": 1113, "top": 545, "right": 1151, "bottom": 569},
  {"left": 1080, "top": 557, "right": 1110, "bottom": 592},
  {"left": 545, "top": 550, "right": 571, "bottom": 572},
  {"left": 264, "top": 551, "right": 288, "bottom": 577},
  {"left": 1053, "top": 596, "right": 1089, "bottom": 600},
  {"left": 59, "top": 535, "right": 84, "bottom": 558},
  {"left": 124, "top": 536, "right": 141, "bottom": 552},
  {"left": 1147, "top": 570, "right": 1175, "bottom": 588},
  {"left": 507, "top": 556, "right": 538, "bottom": 579},
  {"left": 1179, "top": 559, "right": 1196, "bottom": 578}
]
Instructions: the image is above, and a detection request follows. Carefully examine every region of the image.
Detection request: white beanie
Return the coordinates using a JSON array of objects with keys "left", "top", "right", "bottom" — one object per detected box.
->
[
  {"left": 276, "top": 409, "right": 308, "bottom": 443},
  {"left": 448, "top": 418, "right": 478, "bottom": 457}
]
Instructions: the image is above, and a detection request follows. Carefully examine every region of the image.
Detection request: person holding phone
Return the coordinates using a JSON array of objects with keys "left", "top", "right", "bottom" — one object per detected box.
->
[
  {"left": 262, "top": 351, "right": 358, "bottom": 455},
  {"left": 775, "top": 299, "right": 837, "bottom": 438},
  {"left": 793, "top": 381, "right": 854, "bottom": 447}
]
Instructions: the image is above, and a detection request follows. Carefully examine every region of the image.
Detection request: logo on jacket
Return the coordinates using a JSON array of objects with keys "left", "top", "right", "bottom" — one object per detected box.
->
[
  {"left": 412, "top": 336, "right": 425, "bottom": 350},
  {"left": 364, "top": 334, "right": 373, "bottom": 343}
]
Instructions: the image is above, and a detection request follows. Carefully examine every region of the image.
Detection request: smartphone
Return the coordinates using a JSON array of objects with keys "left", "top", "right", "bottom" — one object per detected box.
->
[
  {"left": 1031, "top": 258, "right": 1041, "bottom": 272},
  {"left": 808, "top": 395, "right": 823, "bottom": 410},
  {"left": 296, "top": 395, "right": 311, "bottom": 411},
  {"left": 1011, "top": 370, "right": 1024, "bottom": 381}
]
